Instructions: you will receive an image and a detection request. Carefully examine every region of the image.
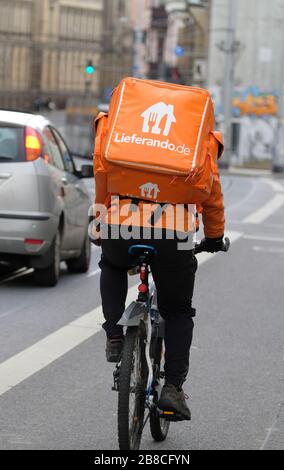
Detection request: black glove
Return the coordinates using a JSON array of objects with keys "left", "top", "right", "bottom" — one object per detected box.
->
[
  {"left": 196, "top": 236, "right": 224, "bottom": 253},
  {"left": 88, "top": 217, "right": 102, "bottom": 247}
]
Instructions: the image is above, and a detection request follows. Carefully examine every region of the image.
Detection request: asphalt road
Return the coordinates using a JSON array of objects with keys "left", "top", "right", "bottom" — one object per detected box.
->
[{"left": 0, "top": 174, "right": 284, "bottom": 450}]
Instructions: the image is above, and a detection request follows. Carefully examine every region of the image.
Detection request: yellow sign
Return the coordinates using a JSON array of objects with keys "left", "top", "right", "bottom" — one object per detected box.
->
[{"left": 232, "top": 94, "right": 277, "bottom": 116}]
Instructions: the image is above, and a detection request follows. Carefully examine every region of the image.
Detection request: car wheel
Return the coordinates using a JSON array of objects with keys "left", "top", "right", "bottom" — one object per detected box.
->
[
  {"left": 34, "top": 229, "right": 61, "bottom": 287},
  {"left": 66, "top": 234, "right": 91, "bottom": 274}
]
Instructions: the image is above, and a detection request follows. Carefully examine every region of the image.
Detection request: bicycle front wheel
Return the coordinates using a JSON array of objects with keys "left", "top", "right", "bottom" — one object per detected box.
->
[{"left": 118, "top": 325, "right": 147, "bottom": 450}]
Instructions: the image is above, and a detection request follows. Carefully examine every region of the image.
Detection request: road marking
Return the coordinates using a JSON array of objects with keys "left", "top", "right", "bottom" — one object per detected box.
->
[
  {"left": 243, "top": 194, "right": 284, "bottom": 224},
  {"left": 261, "top": 178, "right": 284, "bottom": 193},
  {"left": 86, "top": 268, "right": 101, "bottom": 278},
  {"left": 259, "top": 404, "right": 282, "bottom": 451},
  {"left": 244, "top": 234, "right": 284, "bottom": 243},
  {"left": 229, "top": 220, "right": 284, "bottom": 231},
  {"left": 0, "top": 286, "right": 138, "bottom": 397},
  {"left": 260, "top": 423, "right": 280, "bottom": 450},
  {"left": 196, "top": 231, "right": 243, "bottom": 266},
  {"left": 226, "top": 180, "right": 258, "bottom": 212},
  {"left": 0, "top": 231, "right": 241, "bottom": 398},
  {"left": 253, "top": 246, "right": 284, "bottom": 254}
]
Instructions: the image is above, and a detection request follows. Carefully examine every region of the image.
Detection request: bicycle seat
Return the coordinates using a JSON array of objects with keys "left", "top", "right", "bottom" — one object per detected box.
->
[{"left": 128, "top": 245, "right": 157, "bottom": 263}]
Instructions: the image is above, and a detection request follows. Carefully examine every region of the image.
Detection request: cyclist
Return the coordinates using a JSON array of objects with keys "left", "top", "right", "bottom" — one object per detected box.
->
[{"left": 91, "top": 129, "right": 225, "bottom": 421}]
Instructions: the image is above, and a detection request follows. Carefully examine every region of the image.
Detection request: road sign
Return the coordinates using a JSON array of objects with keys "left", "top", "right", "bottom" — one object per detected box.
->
[{"left": 174, "top": 45, "right": 185, "bottom": 57}]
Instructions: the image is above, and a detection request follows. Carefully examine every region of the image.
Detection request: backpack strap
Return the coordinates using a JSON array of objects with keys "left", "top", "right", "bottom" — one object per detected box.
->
[{"left": 94, "top": 112, "right": 108, "bottom": 131}]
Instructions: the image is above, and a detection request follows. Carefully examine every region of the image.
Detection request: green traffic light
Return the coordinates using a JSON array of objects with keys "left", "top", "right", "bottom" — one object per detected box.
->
[
  {"left": 85, "top": 60, "right": 95, "bottom": 74},
  {"left": 86, "top": 65, "right": 95, "bottom": 74}
]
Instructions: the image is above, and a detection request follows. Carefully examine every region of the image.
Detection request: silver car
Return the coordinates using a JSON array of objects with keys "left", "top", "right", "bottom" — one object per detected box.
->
[{"left": 0, "top": 110, "right": 93, "bottom": 286}]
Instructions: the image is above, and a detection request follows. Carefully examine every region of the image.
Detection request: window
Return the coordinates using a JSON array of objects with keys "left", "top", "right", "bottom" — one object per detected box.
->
[
  {"left": 51, "top": 127, "right": 74, "bottom": 173},
  {"left": 0, "top": 126, "right": 25, "bottom": 162},
  {"left": 42, "top": 127, "right": 65, "bottom": 171}
]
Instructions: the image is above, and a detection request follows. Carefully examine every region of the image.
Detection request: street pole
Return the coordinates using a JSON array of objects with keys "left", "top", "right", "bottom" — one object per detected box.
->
[
  {"left": 274, "top": 15, "right": 284, "bottom": 173},
  {"left": 221, "top": 0, "right": 237, "bottom": 169}
]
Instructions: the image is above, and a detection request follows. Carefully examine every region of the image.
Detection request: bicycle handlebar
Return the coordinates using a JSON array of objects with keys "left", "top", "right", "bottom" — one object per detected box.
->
[{"left": 194, "top": 237, "right": 231, "bottom": 254}]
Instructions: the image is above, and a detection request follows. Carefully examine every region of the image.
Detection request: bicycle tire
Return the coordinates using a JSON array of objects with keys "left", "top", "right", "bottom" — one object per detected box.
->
[
  {"left": 118, "top": 325, "right": 147, "bottom": 450},
  {"left": 150, "top": 337, "right": 170, "bottom": 442}
]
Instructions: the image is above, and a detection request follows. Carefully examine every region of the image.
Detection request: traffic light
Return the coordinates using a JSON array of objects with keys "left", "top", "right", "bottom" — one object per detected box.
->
[{"left": 85, "top": 60, "right": 95, "bottom": 75}]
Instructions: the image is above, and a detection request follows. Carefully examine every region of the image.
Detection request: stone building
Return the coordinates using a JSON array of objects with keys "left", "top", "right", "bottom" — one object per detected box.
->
[
  {"left": 0, "top": 0, "right": 104, "bottom": 109},
  {"left": 99, "top": 0, "right": 135, "bottom": 99},
  {"left": 133, "top": 0, "right": 210, "bottom": 85}
]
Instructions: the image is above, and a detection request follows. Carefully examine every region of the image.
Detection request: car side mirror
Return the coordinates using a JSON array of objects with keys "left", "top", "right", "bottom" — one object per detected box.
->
[{"left": 80, "top": 164, "right": 93, "bottom": 178}]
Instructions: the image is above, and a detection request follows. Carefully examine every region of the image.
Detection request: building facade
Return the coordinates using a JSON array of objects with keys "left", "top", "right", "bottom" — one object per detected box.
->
[
  {"left": 177, "top": 5, "right": 210, "bottom": 86},
  {"left": 99, "top": 0, "right": 135, "bottom": 99},
  {"left": 0, "top": 0, "right": 104, "bottom": 109},
  {"left": 208, "top": 0, "right": 284, "bottom": 164},
  {"left": 144, "top": 0, "right": 210, "bottom": 85},
  {"left": 208, "top": 0, "right": 284, "bottom": 91}
]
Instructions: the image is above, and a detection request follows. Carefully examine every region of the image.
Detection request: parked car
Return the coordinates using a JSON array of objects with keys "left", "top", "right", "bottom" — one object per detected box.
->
[{"left": 0, "top": 110, "right": 93, "bottom": 286}]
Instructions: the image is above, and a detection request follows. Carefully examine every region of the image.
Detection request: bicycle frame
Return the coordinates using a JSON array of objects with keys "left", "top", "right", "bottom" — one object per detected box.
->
[{"left": 117, "top": 254, "right": 161, "bottom": 408}]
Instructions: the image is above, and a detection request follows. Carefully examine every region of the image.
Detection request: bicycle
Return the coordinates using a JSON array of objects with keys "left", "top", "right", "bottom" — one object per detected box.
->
[{"left": 112, "top": 238, "right": 230, "bottom": 451}]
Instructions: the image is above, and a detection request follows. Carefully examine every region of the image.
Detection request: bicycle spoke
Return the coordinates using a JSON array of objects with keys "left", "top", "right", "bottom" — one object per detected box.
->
[{"left": 142, "top": 411, "right": 150, "bottom": 430}]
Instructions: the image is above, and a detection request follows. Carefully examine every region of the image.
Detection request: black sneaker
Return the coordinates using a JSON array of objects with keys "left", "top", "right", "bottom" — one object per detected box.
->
[
  {"left": 106, "top": 336, "right": 124, "bottom": 363},
  {"left": 158, "top": 383, "right": 191, "bottom": 421}
]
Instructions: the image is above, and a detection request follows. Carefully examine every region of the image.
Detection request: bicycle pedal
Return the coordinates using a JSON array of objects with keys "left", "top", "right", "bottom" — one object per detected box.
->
[{"left": 158, "top": 410, "right": 186, "bottom": 422}]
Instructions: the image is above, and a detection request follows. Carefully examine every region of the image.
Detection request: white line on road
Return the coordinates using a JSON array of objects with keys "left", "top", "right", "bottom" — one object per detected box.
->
[
  {"left": 0, "top": 286, "right": 137, "bottom": 397},
  {"left": 253, "top": 246, "right": 284, "bottom": 254},
  {"left": 260, "top": 416, "right": 281, "bottom": 450},
  {"left": 261, "top": 178, "right": 284, "bottom": 193},
  {"left": 226, "top": 179, "right": 258, "bottom": 212},
  {"left": 196, "top": 231, "right": 243, "bottom": 266},
  {"left": 86, "top": 268, "right": 101, "bottom": 278},
  {"left": 243, "top": 194, "right": 284, "bottom": 224},
  {"left": 244, "top": 234, "right": 284, "bottom": 243},
  {"left": 0, "top": 231, "right": 241, "bottom": 398}
]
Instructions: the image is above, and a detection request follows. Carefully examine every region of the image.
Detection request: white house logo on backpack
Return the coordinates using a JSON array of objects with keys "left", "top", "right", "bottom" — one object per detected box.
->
[
  {"left": 139, "top": 182, "right": 160, "bottom": 199},
  {"left": 140, "top": 102, "right": 176, "bottom": 136},
  {"left": 113, "top": 101, "right": 190, "bottom": 156}
]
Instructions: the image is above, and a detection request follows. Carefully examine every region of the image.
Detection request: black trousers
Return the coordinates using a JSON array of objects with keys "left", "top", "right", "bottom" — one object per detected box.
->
[{"left": 99, "top": 235, "right": 197, "bottom": 388}]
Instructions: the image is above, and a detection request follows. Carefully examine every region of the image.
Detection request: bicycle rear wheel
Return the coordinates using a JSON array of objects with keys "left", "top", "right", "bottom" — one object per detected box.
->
[
  {"left": 118, "top": 325, "right": 147, "bottom": 450},
  {"left": 150, "top": 337, "right": 170, "bottom": 442}
]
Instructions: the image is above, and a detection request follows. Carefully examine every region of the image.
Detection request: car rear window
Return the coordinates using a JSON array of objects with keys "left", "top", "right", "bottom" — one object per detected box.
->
[{"left": 0, "top": 125, "right": 25, "bottom": 162}]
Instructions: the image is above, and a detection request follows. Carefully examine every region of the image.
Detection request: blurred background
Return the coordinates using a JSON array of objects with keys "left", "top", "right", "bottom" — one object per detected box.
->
[{"left": 1, "top": 0, "right": 284, "bottom": 171}]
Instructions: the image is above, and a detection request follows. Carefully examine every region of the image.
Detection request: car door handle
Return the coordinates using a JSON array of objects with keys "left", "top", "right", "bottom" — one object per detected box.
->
[{"left": 61, "top": 176, "right": 68, "bottom": 185}]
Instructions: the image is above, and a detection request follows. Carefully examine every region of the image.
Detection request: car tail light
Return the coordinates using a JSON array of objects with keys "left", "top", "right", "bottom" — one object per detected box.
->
[
  {"left": 25, "top": 127, "right": 43, "bottom": 161},
  {"left": 138, "top": 283, "right": 148, "bottom": 293},
  {"left": 25, "top": 239, "right": 44, "bottom": 245}
]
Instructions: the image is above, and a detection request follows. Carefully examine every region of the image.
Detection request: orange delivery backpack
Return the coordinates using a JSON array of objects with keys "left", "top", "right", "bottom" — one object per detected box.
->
[{"left": 94, "top": 77, "right": 224, "bottom": 205}]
